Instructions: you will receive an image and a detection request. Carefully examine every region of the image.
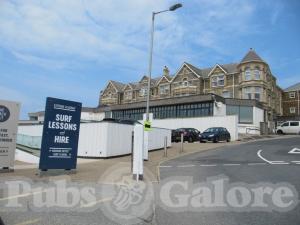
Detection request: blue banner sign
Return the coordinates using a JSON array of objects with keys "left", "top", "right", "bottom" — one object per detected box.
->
[{"left": 39, "top": 97, "right": 82, "bottom": 170}]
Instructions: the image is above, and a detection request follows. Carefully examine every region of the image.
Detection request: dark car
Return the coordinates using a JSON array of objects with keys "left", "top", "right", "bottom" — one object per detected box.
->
[
  {"left": 200, "top": 127, "right": 231, "bottom": 143},
  {"left": 172, "top": 128, "right": 201, "bottom": 143}
]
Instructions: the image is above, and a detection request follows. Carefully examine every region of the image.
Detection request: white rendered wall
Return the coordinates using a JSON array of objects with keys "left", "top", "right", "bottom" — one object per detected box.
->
[
  {"left": 213, "top": 102, "right": 226, "bottom": 116},
  {"left": 238, "top": 106, "right": 264, "bottom": 135},
  {"left": 80, "top": 112, "right": 105, "bottom": 121},
  {"left": 147, "top": 115, "right": 239, "bottom": 141},
  {"left": 17, "top": 122, "right": 171, "bottom": 158}
]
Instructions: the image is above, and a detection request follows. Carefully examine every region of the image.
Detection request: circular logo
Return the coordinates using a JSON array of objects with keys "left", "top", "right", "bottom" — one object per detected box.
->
[
  {"left": 98, "top": 162, "right": 155, "bottom": 225},
  {"left": 0, "top": 105, "right": 10, "bottom": 122}
]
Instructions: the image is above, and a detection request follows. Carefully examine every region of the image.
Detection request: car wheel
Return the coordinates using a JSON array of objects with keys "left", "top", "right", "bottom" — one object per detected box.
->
[
  {"left": 277, "top": 130, "right": 283, "bottom": 135},
  {"left": 188, "top": 137, "right": 193, "bottom": 143},
  {"left": 226, "top": 138, "right": 230, "bottom": 142},
  {"left": 213, "top": 137, "right": 219, "bottom": 143},
  {"left": 200, "top": 140, "right": 205, "bottom": 143}
]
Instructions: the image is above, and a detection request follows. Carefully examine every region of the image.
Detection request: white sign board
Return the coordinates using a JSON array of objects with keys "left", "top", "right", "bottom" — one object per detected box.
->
[{"left": 0, "top": 100, "right": 20, "bottom": 168}]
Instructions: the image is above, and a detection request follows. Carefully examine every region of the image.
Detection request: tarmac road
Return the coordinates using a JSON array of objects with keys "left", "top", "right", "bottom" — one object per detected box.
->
[{"left": 156, "top": 136, "right": 300, "bottom": 225}]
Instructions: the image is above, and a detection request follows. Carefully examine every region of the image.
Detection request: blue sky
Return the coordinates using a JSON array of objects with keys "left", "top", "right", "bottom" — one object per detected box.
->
[{"left": 0, "top": 0, "right": 299, "bottom": 119}]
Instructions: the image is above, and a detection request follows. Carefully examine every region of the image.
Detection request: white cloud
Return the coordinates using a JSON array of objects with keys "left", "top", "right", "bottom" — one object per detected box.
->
[{"left": 0, "top": 0, "right": 260, "bottom": 74}]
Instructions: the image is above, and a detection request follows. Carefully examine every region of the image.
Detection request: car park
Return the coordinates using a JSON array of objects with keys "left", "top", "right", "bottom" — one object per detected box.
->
[
  {"left": 172, "top": 128, "right": 201, "bottom": 143},
  {"left": 276, "top": 121, "right": 300, "bottom": 134},
  {"left": 199, "top": 127, "right": 231, "bottom": 143}
]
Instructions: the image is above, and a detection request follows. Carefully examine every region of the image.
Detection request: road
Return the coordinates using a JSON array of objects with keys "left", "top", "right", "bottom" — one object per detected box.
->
[
  {"left": 156, "top": 136, "right": 300, "bottom": 225},
  {"left": 1, "top": 137, "right": 300, "bottom": 225}
]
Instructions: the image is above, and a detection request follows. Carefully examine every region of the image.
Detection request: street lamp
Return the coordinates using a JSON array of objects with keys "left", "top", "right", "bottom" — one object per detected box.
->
[{"left": 145, "top": 3, "right": 182, "bottom": 121}]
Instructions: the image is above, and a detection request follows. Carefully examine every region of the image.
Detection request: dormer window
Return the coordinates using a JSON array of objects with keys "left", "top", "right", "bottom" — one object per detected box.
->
[
  {"left": 108, "top": 92, "right": 112, "bottom": 98},
  {"left": 211, "top": 74, "right": 224, "bottom": 87},
  {"left": 245, "top": 67, "right": 251, "bottom": 81},
  {"left": 254, "top": 67, "right": 261, "bottom": 80}
]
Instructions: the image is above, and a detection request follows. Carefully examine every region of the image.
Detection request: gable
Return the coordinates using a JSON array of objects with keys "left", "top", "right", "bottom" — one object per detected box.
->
[
  {"left": 140, "top": 76, "right": 149, "bottom": 84},
  {"left": 123, "top": 84, "right": 133, "bottom": 92},
  {"left": 102, "top": 82, "right": 117, "bottom": 95},
  {"left": 157, "top": 76, "right": 170, "bottom": 85},
  {"left": 172, "top": 64, "right": 199, "bottom": 83},
  {"left": 208, "top": 64, "right": 227, "bottom": 77}
]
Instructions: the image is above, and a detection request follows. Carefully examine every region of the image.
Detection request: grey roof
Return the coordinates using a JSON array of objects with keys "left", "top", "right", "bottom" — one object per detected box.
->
[
  {"left": 185, "top": 62, "right": 239, "bottom": 78},
  {"left": 110, "top": 80, "right": 126, "bottom": 92},
  {"left": 240, "top": 49, "right": 264, "bottom": 63},
  {"left": 184, "top": 62, "right": 202, "bottom": 76},
  {"left": 284, "top": 82, "right": 300, "bottom": 92}
]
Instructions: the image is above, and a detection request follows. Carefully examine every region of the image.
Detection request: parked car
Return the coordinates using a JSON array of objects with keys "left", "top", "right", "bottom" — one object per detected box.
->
[
  {"left": 172, "top": 128, "right": 201, "bottom": 143},
  {"left": 276, "top": 121, "right": 300, "bottom": 134},
  {"left": 199, "top": 127, "right": 231, "bottom": 143}
]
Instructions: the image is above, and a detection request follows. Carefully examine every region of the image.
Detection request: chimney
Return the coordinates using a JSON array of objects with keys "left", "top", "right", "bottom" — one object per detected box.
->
[{"left": 163, "top": 66, "right": 170, "bottom": 76}]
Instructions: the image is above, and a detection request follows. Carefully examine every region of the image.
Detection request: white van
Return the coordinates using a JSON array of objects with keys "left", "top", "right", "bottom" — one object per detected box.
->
[{"left": 276, "top": 121, "right": 300, "bottom": 134}]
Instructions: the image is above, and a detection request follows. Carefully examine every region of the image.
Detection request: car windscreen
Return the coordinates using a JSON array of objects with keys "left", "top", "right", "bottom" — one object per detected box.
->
[{"left": 204, "top": 128, "right": 219, "bottom": 133}]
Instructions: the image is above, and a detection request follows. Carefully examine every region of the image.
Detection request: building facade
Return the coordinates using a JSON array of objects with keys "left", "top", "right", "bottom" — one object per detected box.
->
[
  {"left": 99, "top": 49, "right": 283, "bottom": 121},
  {"left": 281, "top": 83, "right": 300, "bottom": 119}
]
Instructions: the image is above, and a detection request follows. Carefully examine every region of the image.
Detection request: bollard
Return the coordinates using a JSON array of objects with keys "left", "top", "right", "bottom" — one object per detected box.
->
[
  {"left": 180, "top": 132, "right": 184, "bottom": 153},
  {"left": 164, "top": 136, "right": 168, "bottom": 157},
  {"left": 131, "top": 131, "right": 134, "bottom": 172}
]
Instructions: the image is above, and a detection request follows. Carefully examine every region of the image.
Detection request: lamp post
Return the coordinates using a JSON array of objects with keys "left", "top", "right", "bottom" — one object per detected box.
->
[{"left": 145, "top": 3, "right": 182, "bottom": 121}]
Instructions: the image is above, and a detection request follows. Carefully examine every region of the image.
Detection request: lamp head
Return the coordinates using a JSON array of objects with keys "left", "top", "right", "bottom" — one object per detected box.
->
[{"left": 169, "top": 3, "right": 182, "bottom": 11}]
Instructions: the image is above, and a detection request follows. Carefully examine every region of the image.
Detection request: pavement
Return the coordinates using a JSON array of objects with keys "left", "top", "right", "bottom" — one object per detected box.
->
[{"left": 0, "top": 135, "right": 298, "bottom": 225}]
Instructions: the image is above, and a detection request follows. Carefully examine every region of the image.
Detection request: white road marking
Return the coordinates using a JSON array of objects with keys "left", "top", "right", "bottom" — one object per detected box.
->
[
  {"left": 291, "top": 161, "right": 300, "bottom": 164},
  {"left": 248, "top": 163, "right": 267, "bottom": 166},
  {"left": 177, "top": 165, "right": 195, "bottom": 168},
  {"left": 14, "top": 218, "right": 41, "bottom": 225},
  {"left": 199, "top": 164, "right": 217, "bottom": 167},
  {"left": 159, "top": 165, "right": 173, "bottom": 168},
  {"left": 257, "top": 150, "right": 288, "bottom": 165},
  {"left": 223, "top": 164, "right": 241, "bottom": 166},
  {"left": 0, "top": 191, "right": 45, "bottom": 202},
  {"left": 288, "top": 148, "right": 300, "bottom": 154},
  {"left": 80, "top": 197, "right": 112, "bottom": 208}
]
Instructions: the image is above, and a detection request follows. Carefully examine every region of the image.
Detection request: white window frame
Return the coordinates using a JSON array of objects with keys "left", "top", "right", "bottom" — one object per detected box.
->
[
  {"left": 245, "top": 68, "right": 251, "bottom": 81},
  {"left": 290, "top": 107, "right": 296, "bottom": 114},
  {"left": 139, "top": 88, "right": 148, "bottom": 97},
  {"left": 211, "top": 77, "right": 218, "bottom": 87},
  {"left": 289, "top": 92, "right": 296, "bottom": 98},
  {"left": 211, "top": 74, "right": 224, "bottom": 87},
  {"left": 159, "top": 84, "right": 169, "bottom": 95},
  {"left": 182, "top": 78, "right": 189, "bottom": 87},
  {"left": 254, "top": 69, "right": 260, "bottom": 80},
  {"left": 124, "top": 91, "right": 132, "bottom": 100},
  {"left": 254, "top": 87, "right": 262, "bottom": 101},
  {"left": 243, "top": 87, "right": 252, "bottom": 99}
]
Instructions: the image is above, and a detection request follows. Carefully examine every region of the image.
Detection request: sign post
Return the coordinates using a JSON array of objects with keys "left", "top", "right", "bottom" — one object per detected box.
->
[
  {"left": 39, "top": 97, "right": 82, "bottom": 173},
  {"left": 0, "top": 100, "right": 20, "bottom": 171}
]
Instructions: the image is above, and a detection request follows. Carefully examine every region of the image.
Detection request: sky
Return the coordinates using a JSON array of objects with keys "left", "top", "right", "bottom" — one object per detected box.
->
[{"left": 0, "top": 0, "right": 299, "bottom": 119}]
